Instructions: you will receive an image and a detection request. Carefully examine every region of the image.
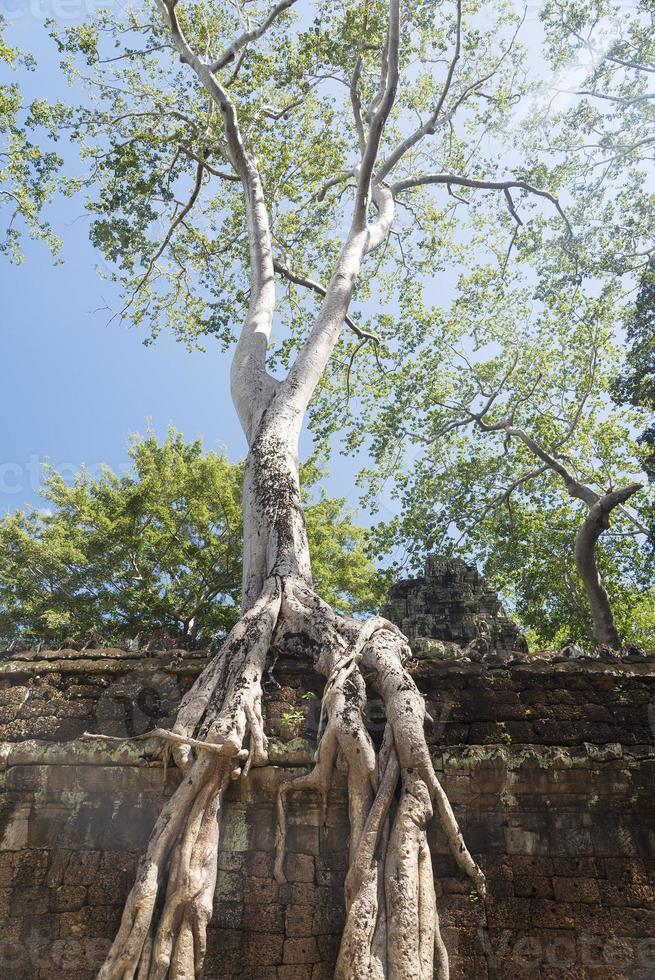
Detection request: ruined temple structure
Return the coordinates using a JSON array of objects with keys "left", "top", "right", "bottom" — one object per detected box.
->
[{"left": 382, "top": 555, "right": 529, "bottom": 659}]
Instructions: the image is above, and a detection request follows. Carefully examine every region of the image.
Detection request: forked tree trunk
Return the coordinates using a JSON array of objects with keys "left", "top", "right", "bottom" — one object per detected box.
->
[
  {"left": 574, "top": 484, "right": 643, "bottom": 649},
  {"left": 95, "top": 388, "right": 485, "bottom": 980},
  {"left": 498, "top": 425, "right": 642, "bottom": 651}
]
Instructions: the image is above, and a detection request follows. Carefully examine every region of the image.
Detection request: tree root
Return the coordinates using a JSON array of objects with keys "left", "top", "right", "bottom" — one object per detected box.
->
[
  {"left": 97, "top": 575, "right": 484, "bottom": 980},
  {"left": 97, "top": 579, "right": 282, "bottom": 979},
  {"left": 274, "top": 582, "right": 485, "bottom": 980}
]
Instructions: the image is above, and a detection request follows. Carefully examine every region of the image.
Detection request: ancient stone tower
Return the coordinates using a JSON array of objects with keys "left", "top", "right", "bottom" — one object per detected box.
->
[{"left": 381, "top": 555, "right": 528, "bottom": 657}]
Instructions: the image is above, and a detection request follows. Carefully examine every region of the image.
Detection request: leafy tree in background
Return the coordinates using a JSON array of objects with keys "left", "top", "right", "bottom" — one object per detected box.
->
[
  {"left": 530, "top": 0, "right": 655, "bottom": 290},
  {"left": 363, "top": 275, "right": 654, "bottom": 650},
  {"left": 0, "top": 431, "right": 385, "bottom": 646}
]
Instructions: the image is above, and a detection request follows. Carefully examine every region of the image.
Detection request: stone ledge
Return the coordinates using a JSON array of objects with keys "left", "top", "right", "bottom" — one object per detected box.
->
[
  {"left": 0, "top": 736, "right": 318, "bottom": 770},
  {"left": 3, "top": 737, "right": 653, "bottom": 774},
  {"left": 0, "top": 655, "right": 210, "bottom": 678},
  {"left": 1, "top": 650, "right": 653, "bottom": 679}
]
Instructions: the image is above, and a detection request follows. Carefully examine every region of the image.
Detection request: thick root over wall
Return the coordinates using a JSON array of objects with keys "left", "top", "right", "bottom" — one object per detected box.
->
[{"left": 97, "top": 576, "right": 485, "bottom": 980}]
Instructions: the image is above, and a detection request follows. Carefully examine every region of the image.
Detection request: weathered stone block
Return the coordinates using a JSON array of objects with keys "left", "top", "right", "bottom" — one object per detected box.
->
[
  {"left": 552, "top": 875, "right": 600, "bottom": 904},
  {"left": 284, "top": 853, "right": 314, "bottom": 882}
]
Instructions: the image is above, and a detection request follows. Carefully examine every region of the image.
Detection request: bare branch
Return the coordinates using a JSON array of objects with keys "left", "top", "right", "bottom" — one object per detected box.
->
[
  {"left": 376, "top": 1, "right": 526, "bottom": 183},
  {"left": 355, "top": 0, "right": 400, "bottom": 229},
  {"left": 454, "top": 464, "right": 549, "bottom": 546},
  {"left": 573, "top": 88, "right": 655, "bottom": 105},
  {"left": 346, "top": 338, "right": 370, "bottom": 402},
  {"left": 605, "top": 54, "right": 655, "bottom": 74},
  {"left": 316, "top": 170, "right": 355, "bottom": 201},
  {"left": 122, "top": 160, "right": 205, "bottom": 315},
  {"left": 180, "top": 147, "right": 239, "bottom": 180},
  {"left": 391, "top": 172, "right": 571, "bottom": 233},
  {"left": 350, "top": 51, "right": 367, "bottom": 155},
  {"left": 156, "top": 0, "right": 279, "bottom": 439},
  {"left": 275, "top": 0, "right": 401, "bottom": 427},
  {"left": 377, "top": 0, "right": 461, "bottom": 181}
]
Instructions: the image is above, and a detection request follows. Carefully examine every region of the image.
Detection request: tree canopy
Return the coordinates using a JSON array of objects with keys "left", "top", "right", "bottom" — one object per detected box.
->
[
  {"left": 0, "top": 431, "right": 385, "bottom": 647},
  {"left": 4, "top": 5, "right": 655, "bottom": 977}
]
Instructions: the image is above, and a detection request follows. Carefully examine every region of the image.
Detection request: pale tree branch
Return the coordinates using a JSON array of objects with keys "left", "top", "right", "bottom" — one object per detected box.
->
[
  {"left": 605, "top": 54, "right": 655, "bottom": 74},
  {"left": 377, "top": 0, "right": 462, "bottom": 181},
  {"left": 501, "top": 424, "right": 599, "bottom": 507},
  {"left": 180, "top": 147, "right": 240, "bottom": 180},
  {"left": 273, "top": 260, "right": 380, "bottom": 341},
  {"left": 316, "top": 170, "right": 355, "bottom": 201},
  {"left": 376, "top": 0, "right": 526, "bottom": 183},
  {"left": 366, "top": 22, "right": 389, "bottom": 122},
  {"left": 261, "top": 74, "right": 332, "bottom": 120},
  {"left": 156, "top": 0, "right": 279, "bottom": 440},
  {"left": 274, "top": 0, "right": 401, "bottom": 429},
  {"left": 350, "top": 53, "right": 367, "bottom": 155},
  {"left": 354, "top": 0, "right": 400, "bottom": 228},
  {"left": 575, "top": 482, "right": 643, "bottom": 648},
  {"left": 573, "top": 89, "right": 655, "bottom": 105},
  {"left": 209, "top": 0, "right": 298, "bottom": 72}
]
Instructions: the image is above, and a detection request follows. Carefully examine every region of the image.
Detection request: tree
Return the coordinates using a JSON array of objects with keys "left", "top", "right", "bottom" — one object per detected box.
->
[
  {"left": 0, "top": 431, "right": 384, "bottom": 647},
  {"left": 27, "top": 1, "right": 575, "bottom": 976},
  {"left": 361, "top": 272, "right": 654, "bottom": 651},
  {"left": 434, "top": 395, "right": 644, "bottom": 651},
  {"left": 535, "top": 0, "right": 655, "bottom": 283}
]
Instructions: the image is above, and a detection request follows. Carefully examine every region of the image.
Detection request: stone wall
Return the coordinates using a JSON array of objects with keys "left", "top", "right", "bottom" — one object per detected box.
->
[{"left": 1, "top": 645, "right": 654, "bottom": 979}]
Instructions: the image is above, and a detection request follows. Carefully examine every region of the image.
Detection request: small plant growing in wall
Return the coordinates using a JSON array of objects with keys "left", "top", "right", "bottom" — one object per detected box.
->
[
  {"left": 279, "top": 706, "right": 304, "bottom": 740},
  {"left": 497, "top": 722, "right": 512, "bottom": 745}
]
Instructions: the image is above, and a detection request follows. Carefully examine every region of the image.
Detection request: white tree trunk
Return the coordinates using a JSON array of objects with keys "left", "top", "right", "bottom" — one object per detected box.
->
[{"left": 96, "top": 403, "right": 486, "bottom": 978}]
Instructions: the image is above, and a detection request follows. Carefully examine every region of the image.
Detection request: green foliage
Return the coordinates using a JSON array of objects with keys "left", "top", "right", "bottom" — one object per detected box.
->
[
  {"left": 5, "top": 3, "right": 654, "bottom": 648},
  {"left": 531, "top": 0, "right": 655, "bottom": 290},
  {"left": 44, "top": 0, "right": 534, "bottom": 352},
  {"left": 614, "top": 256, "right": 655, "bottom": 477},
  {"left": 0, "top": 432, "right": 385, "bottom": 646},
  {"left": 0, "top": 17, "right": 67, "bottom": 260},
  {"left": 363, "top": 273, "right": 655, "bottom": 649},
  {"left": 480, "top": 482, "right": 655, "bottom": 650}
]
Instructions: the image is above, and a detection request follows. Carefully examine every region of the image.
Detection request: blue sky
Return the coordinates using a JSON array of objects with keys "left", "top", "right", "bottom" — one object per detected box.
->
[
  {"left": 1, "top": 4, "right": 256, "bottom": 514},
  {"left": 0, "top": 1, "right": 556, "bottom": 527}
]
